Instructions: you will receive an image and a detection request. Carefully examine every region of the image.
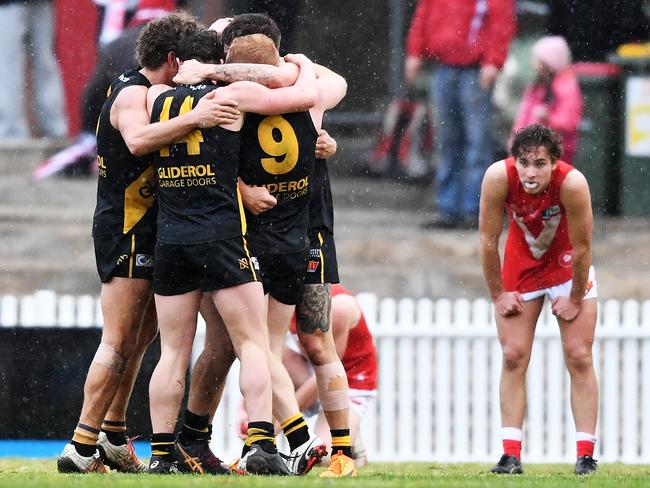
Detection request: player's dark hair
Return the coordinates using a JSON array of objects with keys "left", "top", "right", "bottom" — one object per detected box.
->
[
  {"left": 135, "top": 12, "right": 202, "bottom": 69},
  {"left": 511, "top": 123, "right": 563, "bottom": 162},
  {"left": 221, "top": 13, "right": 281, "bottom": 51},
  {"left": 176, "top": 29, "right": 222, "bottom": 64}
]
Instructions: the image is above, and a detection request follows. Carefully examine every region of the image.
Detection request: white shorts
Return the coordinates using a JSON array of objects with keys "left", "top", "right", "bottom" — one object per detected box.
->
[
  {"left": 348, "top": 389, "right": 377, "bottom": 418},
  {"left": 521, "top": 266, "right": 598, "bottom": 302}
]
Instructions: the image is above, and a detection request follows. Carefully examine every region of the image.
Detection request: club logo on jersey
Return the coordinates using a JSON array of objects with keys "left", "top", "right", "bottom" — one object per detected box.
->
[
  {"left": 239, "top": 258, "right": 250, "bottom": 270},
  {"left": 541, "top": 205, "right": 561, "bottom": 220},
  {"left": 116, "top": 254, "right": 129, "bottom": 265},
  {"left": 557, "top": 251, "right": 572, "bottom": 268},
  {"left": 307, "top": 260, "right": 320, "bottom": 272},
  {"left": 118, "top": 73, "right": 130, "bottom": 83},
  {"left": 511, "top": 204, "right": 562, "bottom": 259},
  {"left": 135, "top": 254, "right": 153, "bottom": 267}
]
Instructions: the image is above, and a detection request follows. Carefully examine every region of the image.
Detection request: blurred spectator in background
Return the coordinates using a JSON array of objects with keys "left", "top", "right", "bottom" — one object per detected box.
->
[
  {"left": 33, "top": 0, "right": 178, "bottom": 179},
  {"left": 511, "top": 36, "right": 582, "bottom": 163},
  {"left": 93, "top": 0, "right": 138, "bottom": 47},
  {"left": 547, "top": 0, "right": 650, "bottom": 62},
  {"left": 405, "top": 0, "right": 515, "bottom": 229},
  {"left": 0, "top": 0, "right": 68, "bottom": 139},
  {"left": 81, "top": 0, "right": 178, "bottom": 143}
]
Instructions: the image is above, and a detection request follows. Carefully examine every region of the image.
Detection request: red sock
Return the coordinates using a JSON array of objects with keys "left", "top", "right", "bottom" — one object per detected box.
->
[
  {"left": 503, "top": 439, "right": 522, "bottom": 459},
  {"left": 577, "top": 440, "right": 595, "bottom": 458}
]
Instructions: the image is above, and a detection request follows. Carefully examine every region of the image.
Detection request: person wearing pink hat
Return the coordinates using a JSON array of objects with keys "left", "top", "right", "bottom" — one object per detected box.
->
[{"left": 512, "top": 36, "right": 583, "bottom": 163}]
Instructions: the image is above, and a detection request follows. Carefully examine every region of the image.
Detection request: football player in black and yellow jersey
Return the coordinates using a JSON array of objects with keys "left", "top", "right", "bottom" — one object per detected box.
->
[
  {"left": 171, "top": 16, "right": 353, "bottom": 476},
  {"left": 144, "top": 28, "right": 318, "bottom": 475},
  {"left": 57, "top": 13, "right": 241, "bottom": 475}
]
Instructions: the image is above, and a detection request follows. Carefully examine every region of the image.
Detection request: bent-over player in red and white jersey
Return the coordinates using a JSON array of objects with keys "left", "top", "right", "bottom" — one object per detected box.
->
[{"left": 479, "top": 124, "right": 598, "bottom": 476}]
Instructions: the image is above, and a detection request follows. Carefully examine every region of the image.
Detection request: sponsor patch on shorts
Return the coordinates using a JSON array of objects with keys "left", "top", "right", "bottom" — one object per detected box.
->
[
  {"left": 250, "top": 256, "right": 260, "bottom": 271},
  {"left": 135, "top": 254, "right": 153, "bottom": 267}
]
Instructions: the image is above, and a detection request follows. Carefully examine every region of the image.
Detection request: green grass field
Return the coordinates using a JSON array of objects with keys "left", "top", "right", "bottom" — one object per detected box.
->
[{"left": 1, "top": 460, "right": 649, "bottom": 487}]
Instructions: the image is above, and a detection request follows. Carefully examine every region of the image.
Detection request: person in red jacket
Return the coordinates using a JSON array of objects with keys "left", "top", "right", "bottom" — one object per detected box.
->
[
  {"left": 479, "top": 124, "right": 598, "bottom": 476},
  {"left": 405, "top": 0, "right": 515, "bottom": 229}
]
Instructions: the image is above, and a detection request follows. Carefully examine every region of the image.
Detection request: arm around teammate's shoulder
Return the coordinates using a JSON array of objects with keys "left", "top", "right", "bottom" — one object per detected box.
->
[
  {"left": 219, "top": 55, "right": 317, "bottom": 115},
  {"left": 314, "top": 64, "right": 347, "bottom": 111}
]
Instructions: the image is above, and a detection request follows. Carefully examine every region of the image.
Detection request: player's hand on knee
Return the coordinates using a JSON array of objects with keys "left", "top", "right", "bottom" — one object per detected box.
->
[
  {"left": 551, "top": 296, "right": 580, "bottom": 322},
  {"left": 495, "top": 291, "right": 524, "bottom": 317}
]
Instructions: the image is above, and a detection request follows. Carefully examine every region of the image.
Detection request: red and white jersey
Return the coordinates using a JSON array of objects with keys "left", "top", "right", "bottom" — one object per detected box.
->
[
  {"left": 332, "top": 284, "right": 377, "bottom": 391},
  {"left": 289, "top": 284, "right": 378, "bottom": 391},
  {"left": 502, "top": 157, "right": 574, "bottom": 293}
]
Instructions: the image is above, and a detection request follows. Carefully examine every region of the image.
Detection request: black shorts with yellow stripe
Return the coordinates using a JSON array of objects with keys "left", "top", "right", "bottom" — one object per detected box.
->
[
  {"left": 254, "top": 248, "right": 309, "bottom": 305},
  {"left": 93, "top": 233, "right": 155, "bottom": 283},
  {"left": 303, "top": 227, "right": 339, "bottom": 285},
  {"left": 153, "top": 236, "right": 260, "bottom": 296}
]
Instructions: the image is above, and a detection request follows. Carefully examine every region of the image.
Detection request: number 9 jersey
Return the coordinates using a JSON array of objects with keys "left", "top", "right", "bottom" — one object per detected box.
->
[{"left": 239, "top": 112, "right": 318, "bottom": 253}]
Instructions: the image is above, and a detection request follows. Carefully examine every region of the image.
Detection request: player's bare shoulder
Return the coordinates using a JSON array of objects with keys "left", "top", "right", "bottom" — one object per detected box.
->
[
  {"left": 481, "top": 159, "right": 509, "bottom": 198},
  {"left": 560, "top": 167, "right": 591, "bottom": 207}
]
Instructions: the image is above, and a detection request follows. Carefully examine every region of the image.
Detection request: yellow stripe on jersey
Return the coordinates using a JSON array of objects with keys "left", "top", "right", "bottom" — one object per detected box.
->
[
  {"left": 123, "top": 165, "right": 155, "bottom": 234},
  {"left": 318, "top": 232, "right": 325, "bottom": 283},
  {"left": 128, "top": 235, "right": 135, "bottom": 278},
  {"left": 236, "top": 186, "right": 247, "bottom": 236}
]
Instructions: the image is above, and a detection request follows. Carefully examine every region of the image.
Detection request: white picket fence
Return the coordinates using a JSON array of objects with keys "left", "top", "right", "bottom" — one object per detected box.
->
[{"left": 2, "top": 290, "right": 650, "bottom": 464}]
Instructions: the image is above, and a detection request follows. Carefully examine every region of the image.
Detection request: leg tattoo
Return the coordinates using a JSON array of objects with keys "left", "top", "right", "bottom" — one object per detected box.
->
[{"left": 296, "top": 284, "right": 331, "bottom": 334}]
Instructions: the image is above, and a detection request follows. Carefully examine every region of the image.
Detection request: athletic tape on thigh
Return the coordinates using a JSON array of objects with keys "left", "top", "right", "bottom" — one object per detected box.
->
[
  {"left": 314, "top": 361, "right": 349, "bottom": 411},
  {"left": 92, "top": 342, "right": 127, "bottom": 374}
]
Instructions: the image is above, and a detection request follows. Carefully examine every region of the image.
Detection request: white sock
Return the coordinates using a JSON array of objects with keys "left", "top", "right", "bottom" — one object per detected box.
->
[
  {"left": 501, "top": 427, "right": 523, "bottom": 441},
  {"left": 576, "top": 431, "right": 596, "bottom": 443}
]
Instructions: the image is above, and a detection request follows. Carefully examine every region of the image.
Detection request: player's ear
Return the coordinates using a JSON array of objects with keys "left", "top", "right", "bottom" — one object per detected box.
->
[{"left": 167, "top": 51, "right": 177, "bottom": 68}]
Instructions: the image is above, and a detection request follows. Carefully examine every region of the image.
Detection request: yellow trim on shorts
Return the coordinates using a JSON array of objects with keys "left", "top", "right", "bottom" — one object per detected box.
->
[
  {"left": 318, "top": 232, "right": 325, "bottom": 284},
  {"left": 236, "top": 186, "right": 247, "bottom": 236},
  {"left": 242, "top": 236, "right": 257, "bottom": 281},
  {"left": 128, "top": 234, "right": 136, "bottom": 278}
]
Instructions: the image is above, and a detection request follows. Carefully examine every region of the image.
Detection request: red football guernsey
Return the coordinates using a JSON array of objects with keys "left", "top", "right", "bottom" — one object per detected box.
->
[
  {"left": 290, "top": 284, "right": 377, "bottom": 391},
  {"left": 502, "top": 157, "right": 575, "bottom": 293}
]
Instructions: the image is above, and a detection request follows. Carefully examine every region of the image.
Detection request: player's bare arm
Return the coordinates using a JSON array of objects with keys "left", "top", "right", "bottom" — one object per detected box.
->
[
  {"left": 113, "top": 84, "right": 240, "bottom": 156},
  {"left": 479, "top": 161, "right": 524, "bottom": 317},
  {"left": 331, "top": 294, "right": 359, "bottom": 358},
  {"left": 310, "top": 64, "right": 347, "bottom": 130},
  {"left": 237, "top": 177, "right": 277, "bottom": 215},
  {"left": 174, "top": 58, "right": 299, "bottom": 88},
  {"left": 552, "top": 169, "right": 593, "bottom": 321},
  {"left": 217, "top": 53, "right": 317, "bottom": 115}
]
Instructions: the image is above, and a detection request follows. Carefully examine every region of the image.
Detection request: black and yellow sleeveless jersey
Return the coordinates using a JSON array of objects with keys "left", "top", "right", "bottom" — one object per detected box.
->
[
  {"left": 308, "top": 158, "right": 334, "bottom": 232},
  {"left": 150, "top": 84, "right": 242, "bottom": 245},
  {"left": 92, "top": 68, "right": 157, "bottom": 237},
  {"left": 239, "top": 112, "right": 317, "bottom": 253}
]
